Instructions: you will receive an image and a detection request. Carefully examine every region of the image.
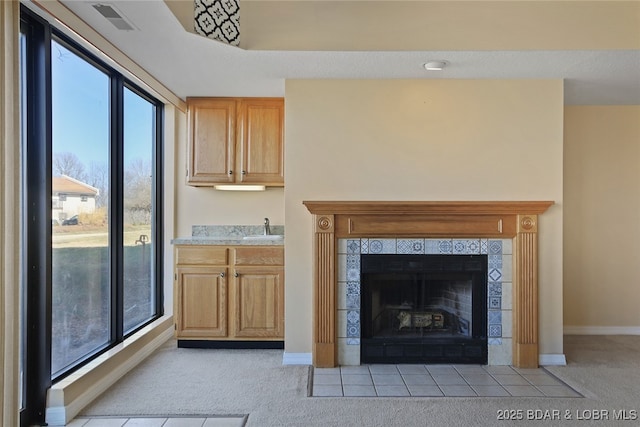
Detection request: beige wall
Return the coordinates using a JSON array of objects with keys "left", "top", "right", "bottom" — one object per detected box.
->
[
  {"left": 242, "top": 1, "right": 640, "bottom": 51},
  {"left": 284, "top": 79, "right": 565, "bottom": 356},
  {"left": 564, "top": 106, "right": 640, "bottom": 330},
  {"left": 174, "top": 187, "right": 284, "bottom": 237}
]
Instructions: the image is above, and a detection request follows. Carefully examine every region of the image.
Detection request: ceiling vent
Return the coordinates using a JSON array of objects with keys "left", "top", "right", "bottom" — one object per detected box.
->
[{"left": 92, "top": 3, "right": 137, "bottom": 31}]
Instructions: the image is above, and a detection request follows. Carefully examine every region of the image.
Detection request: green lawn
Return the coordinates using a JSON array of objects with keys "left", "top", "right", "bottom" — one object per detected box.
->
[
  {"left": 51, "top": 244, "right": 154, "bottom": 374},
  {"left": 52, "top": 224, "right": 151, "bottom": 248}
]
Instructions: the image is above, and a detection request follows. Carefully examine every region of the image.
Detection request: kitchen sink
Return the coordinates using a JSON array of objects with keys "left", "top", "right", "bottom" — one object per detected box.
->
[{"left": 242, "top": 235, "right": 284, "bottom": 240}]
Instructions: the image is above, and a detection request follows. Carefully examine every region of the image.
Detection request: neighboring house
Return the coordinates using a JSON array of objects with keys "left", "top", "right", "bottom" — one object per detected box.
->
[{"left": 52, "top": 175, "right": 99, "bottom": 224}]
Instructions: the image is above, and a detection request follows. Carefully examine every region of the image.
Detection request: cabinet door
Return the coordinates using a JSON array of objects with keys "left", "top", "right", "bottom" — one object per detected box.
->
[
  {"left": 187, "top": 98, "right": 235, "bottom": 184},
  {"left": 238, "top": 99, "right": 284, "bottom": 185},
  {"left": 176, "top": 267, "right": 228, "bottom": 338},
  {"left": 233, "top": 267, "right": 284, "bottom": 338}
]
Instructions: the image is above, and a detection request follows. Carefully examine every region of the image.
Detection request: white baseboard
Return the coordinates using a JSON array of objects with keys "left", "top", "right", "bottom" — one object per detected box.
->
[
  {"left": 282, "top": 352, "right": 312, "bottom": 365},
  {"left": 564, "top": 326, "right": 640, "bottom": 335},
  {"left": 539, "top": 354, "right": 567, "bottom": 366},
  {"left": 45, "top": 407, "right": 66, "bottom": 427},
  {"left": 46, "top": 316, "right": 174, "bottom": 426}
]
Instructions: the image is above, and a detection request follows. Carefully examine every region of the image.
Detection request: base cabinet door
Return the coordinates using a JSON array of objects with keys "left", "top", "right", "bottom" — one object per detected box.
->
[
  {"left": 233, "top": 268, "right": 284, "bottom": 338},
  {"left": 176, "top": 267, "right": 228, "bottom": 338}
]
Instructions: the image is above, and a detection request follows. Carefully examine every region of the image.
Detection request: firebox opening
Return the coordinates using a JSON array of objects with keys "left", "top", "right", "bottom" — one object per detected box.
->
[{"left": 361, "top": 254, "right": 488, "bottom": 364}]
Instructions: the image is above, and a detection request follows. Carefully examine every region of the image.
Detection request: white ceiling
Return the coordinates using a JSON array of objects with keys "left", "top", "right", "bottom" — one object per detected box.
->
[{"left": 57, "top": 0, "right": 640, "bottom": 105}]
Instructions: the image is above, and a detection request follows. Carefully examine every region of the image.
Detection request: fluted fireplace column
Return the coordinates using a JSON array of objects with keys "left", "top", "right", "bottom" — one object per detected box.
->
[
  {"left": 312, "top": 214, "right": 337, "bottom": 367},
  {"left": 514, "top": 214, "right": 540, "bottom": 368}
]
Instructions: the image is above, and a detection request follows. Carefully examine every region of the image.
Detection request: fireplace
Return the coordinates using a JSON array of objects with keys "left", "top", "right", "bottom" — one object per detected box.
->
[
  {"left": 360, "top": 254, "right": 487, "bottom": 364},
  {"left": 303, "top": 201, "right": 554, "bottom": 368}
]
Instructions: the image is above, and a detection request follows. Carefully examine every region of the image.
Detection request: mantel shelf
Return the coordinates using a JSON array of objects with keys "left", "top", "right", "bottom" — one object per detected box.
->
[{"left": 303, "top": 200, "right": 554, "bottom": 215}]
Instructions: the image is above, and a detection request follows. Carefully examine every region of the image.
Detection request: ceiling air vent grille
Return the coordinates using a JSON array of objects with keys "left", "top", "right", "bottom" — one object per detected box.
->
[{"left": 92, "top": 3, "right": 136, "bottom": 31}]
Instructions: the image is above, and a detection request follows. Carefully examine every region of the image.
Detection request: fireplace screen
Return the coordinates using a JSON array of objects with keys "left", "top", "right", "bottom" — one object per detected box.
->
[{"left": 361, "top": 254, "right": 487, "bottom": 364}]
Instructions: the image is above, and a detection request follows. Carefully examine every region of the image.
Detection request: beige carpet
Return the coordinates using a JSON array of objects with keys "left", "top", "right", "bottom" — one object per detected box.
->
[{"left": 81, "top": 336, "right": 640, "bottom": 426}]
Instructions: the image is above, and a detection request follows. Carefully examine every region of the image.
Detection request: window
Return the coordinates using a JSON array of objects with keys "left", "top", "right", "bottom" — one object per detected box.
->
[
  {"left": 50, "top": 38, "right": 112, "bottom": 376},
  {"left": 19, "top": 22, "right": 27, "bottom": 418},
  {"left": 20, "top": 7, "right": 163, "bottom": 425},
  {"left": 123, "top": 87, "right": 159, "bottom": 333}
]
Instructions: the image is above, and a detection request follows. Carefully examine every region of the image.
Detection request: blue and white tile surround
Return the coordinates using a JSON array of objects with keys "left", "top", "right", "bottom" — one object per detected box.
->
[{"left": 337, "top": 238, "right": 513, "bottom": 366}]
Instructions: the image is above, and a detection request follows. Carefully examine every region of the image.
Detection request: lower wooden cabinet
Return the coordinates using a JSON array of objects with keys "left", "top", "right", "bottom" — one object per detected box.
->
[
  {"left": 175, "top": 267, "right": 227, "bottom": 338},
  {"left": 174, "top": 245, "right": 284, "bottom": 342},
  {"left": 234, "top": 267, "right": 284, "bottom": 338}
]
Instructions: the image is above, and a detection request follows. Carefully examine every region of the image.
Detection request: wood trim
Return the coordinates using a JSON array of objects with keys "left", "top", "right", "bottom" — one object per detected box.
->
[
  {"left": 304, "top": 201, "right": 553, "bottom": 368},
  {"left": 513, "top": 215, "right": 540, "bottom": 368},
  {"left": 1, "top": 1, "right": 20, "bottom": 424},
  {"left": 336, "top": 214, "right": 515, "bottom": 238},
  {"left": 303, "top": 201, "right": 554, "bottom": 215},
  {"left": 312, "top": 215, "right": 337, "bottom": 367}
]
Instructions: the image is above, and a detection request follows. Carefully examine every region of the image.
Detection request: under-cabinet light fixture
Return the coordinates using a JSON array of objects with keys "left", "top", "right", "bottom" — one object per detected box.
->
[
  {"left": 214, "top": 185, "right": 266, "bottom": 191},
  {"left": 423, "top": 60, "right": 448, "bottom": 71}
]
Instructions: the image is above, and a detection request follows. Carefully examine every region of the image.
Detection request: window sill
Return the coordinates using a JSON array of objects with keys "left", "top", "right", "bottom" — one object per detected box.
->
[{"left": 46, "top": 315, "right": 174, "bottom": 426}]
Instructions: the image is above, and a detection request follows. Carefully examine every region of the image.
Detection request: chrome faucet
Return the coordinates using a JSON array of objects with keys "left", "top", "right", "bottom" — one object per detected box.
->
[{"left": 264, "top": 218, "right": 271, "bottom": 235}]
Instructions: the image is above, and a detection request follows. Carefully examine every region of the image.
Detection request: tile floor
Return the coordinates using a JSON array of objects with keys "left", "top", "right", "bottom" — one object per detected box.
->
[
  {"left": 65, "top": 365, "right": 579, "bottom": 425},
  {"left": 65, "top": 416, "right": 246, "bottom": 427},
  {"left": 311, "top": 364, "right": 582, "bottom": 398}
]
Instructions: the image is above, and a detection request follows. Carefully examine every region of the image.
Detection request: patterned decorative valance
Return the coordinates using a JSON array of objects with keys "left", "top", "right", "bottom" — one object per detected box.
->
[{"left": 194, "top": 0, "right": 240, "bottom": 47}]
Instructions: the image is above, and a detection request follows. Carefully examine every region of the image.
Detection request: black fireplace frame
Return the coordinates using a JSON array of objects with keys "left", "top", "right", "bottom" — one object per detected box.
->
[{"left": 360, "top": 254, "right": 488, "bottom": 364}]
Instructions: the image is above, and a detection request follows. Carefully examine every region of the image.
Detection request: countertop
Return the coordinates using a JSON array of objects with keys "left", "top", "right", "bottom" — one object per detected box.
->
[
  {"left": 172, "top": 236, "right": 284, "bottom": 246},
  {"left": 172, "top": 224, "right": 284, "bottom": 246}
]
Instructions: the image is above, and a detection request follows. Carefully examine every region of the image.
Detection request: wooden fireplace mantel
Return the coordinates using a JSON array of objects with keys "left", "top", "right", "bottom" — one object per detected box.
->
[
  {"left": 303, "top": 200, "right": 554, "bottom": 216},
  {"left": 303, "top": 201, "right": 554, "bottom": 368}
]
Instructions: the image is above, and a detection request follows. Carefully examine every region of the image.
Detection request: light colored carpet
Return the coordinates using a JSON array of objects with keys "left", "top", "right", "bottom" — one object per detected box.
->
[{"left": 81, "top": 336, "right": 640, "bottom": 426}]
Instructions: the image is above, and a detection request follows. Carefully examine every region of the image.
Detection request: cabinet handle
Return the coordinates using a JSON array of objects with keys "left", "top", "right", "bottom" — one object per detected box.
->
[
  {"left": 220, "top": 272, "right": 225, "bottom": 278},
  {"left": 234, "top": 272, "right": 239, "bottom": 278},
  {"left": 228, "top": 170, "right": 233, "bottom": 175},
  {"left": 241, "top": 170, "right": 246, "bottom": 175}
]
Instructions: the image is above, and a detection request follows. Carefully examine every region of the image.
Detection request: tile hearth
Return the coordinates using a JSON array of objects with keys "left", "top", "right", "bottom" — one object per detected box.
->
[{"left": 311, "top": 364, "right": 581, "bottom": 398}]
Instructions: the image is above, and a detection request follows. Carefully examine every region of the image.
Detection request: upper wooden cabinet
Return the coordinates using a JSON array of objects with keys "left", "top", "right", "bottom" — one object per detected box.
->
[
  {"left": 187, "top": 97, "right": 284, "bottom": 186},
  {"left": 187, "top": 98, "right": 236, "bottom": 184}
]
